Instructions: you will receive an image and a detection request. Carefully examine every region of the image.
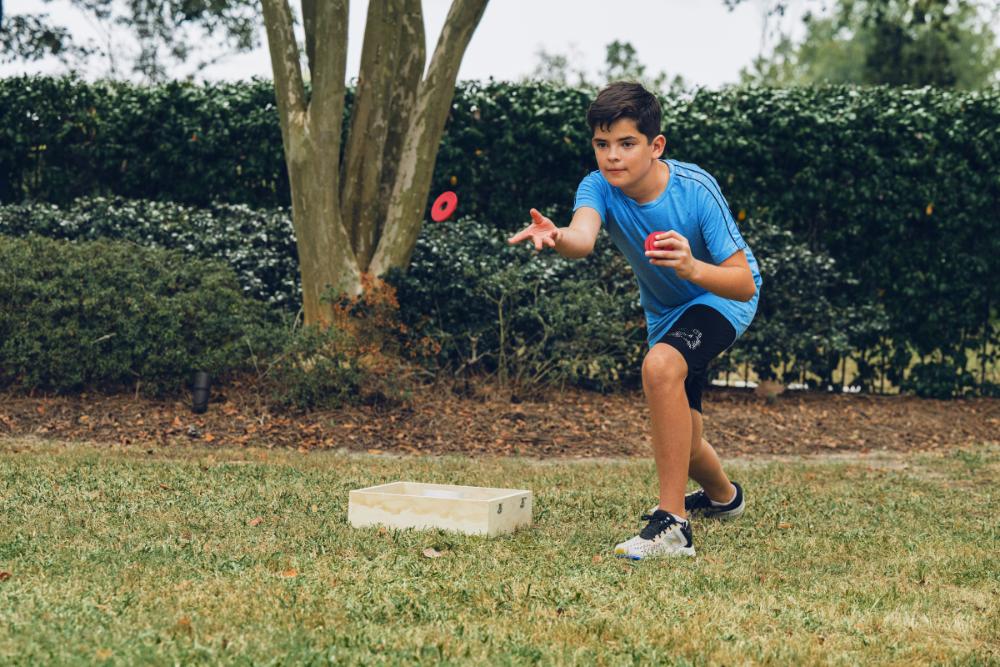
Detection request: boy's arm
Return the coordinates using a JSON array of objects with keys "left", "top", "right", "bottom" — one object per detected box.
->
[
  {"left": 647, "top": 230, "right": 757, "bottom": 302},
  {"left": 553, "top": 207, "right": 601, "bottom": 259},
  {"left": 508, "top": 207, "right": 602, "bottom": 259}
]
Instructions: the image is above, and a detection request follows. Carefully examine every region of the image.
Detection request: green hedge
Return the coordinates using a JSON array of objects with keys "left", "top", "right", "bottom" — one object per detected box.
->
[
  {"left": 0, "top": 77, "right": 288, "bottom": 208},
  {"left": 387, "top": 217, "right": 871, "bottom": 393},
  {"left": 1, "top": 77, "right": 996, "bottom": 396},
  {"left": 0, "top": 234, "right": 277, "bottom": 395},
  {"left": 1, "top": 200, "right": 869, "bottom": 394},
  {"left": 0, "top": 197, "right": 299, "bottom": 308}
]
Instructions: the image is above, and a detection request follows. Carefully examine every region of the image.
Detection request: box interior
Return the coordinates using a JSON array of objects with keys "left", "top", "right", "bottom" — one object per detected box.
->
[{"left": 359, "top": 481, "right": 523, "bottom": 502}]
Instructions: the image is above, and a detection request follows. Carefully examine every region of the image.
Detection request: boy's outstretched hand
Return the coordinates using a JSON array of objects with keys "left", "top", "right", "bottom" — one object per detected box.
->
[{"left": 507, "top": 208, "right": 562, "bottom": 251}]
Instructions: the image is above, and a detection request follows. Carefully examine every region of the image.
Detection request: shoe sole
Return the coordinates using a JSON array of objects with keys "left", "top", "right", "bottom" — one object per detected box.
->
[
  {"left": 613, "top": 546, "right": 696, "bottom": 560},
  {"left": 700, "top": 501, "right": 745, "bottom": 520}
]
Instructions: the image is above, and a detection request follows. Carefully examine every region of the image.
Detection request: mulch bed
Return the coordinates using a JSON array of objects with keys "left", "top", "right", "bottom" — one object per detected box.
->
[{"left": 1, "top": 381, "right": 996, "bottom": 458}]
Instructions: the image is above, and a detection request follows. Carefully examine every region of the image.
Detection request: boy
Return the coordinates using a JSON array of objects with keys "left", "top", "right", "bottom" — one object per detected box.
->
[{"left": 508, "top": 81, "right": 761, "bottom": 559}]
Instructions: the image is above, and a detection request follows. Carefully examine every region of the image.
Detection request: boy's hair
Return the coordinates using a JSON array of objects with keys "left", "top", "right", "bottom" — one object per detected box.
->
[{"left": 586, "top": 81, "right": 662, "bottom": 143}]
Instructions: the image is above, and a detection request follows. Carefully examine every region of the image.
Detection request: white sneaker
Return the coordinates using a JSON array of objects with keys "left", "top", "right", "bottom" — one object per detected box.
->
[{"left": 613, "top": 510, "right": 695, "bottom": 560}]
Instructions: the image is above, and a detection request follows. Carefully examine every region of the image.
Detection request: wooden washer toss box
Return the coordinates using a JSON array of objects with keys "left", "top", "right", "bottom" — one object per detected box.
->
[{"left": 348, "top": 482, "right": 533, "bottom": 536}]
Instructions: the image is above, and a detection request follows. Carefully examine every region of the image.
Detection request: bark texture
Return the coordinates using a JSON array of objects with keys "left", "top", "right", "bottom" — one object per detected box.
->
[
  {"left": 340, "top": 0, "right": 425, "bottom": 270},
  {"left": 262, "top": 0, "right": 488, "bottom": 325},
  {"left": 262, "top": 0, "right": 358, "bottom": 326},
  {"left": 371, "top": 0, "right": 490, "bottom": 276}
]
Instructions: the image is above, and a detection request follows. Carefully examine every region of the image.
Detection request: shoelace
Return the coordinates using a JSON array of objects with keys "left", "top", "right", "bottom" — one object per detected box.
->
[
  {"left": 685, "top": 490, "right": 714, "bottom": 511},
  {"left": 638, "top": 511, "right": 679, "bottom": 540}
]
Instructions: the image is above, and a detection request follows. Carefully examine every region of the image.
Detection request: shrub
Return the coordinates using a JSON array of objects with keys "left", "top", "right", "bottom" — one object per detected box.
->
[
  {"left": 388, "top": 218, "right": 646, "bottom": 393},
  {"left": 0, "top": 234, "right": 278, "bottom": 396},
  {"left": 733, "top": 218, "right": 890, "bottom": 388},
  {"left": 3, "top": 77, "right": 995, "bottom": 395},
  {"left": 251, "top": 277, "right": 426, "bottom": 411},
  {"left": 0, "top": 197, "right": 300, "bottom": 309}
]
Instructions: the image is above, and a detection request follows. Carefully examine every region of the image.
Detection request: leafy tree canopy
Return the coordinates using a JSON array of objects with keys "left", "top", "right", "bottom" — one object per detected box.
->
[
  {"left": 0, "top": 0, "right": 260, "bottom": 81},
  {"left": 528, "top": 38, "right": 688, "bottom": 93},
  {"left": 743, "top": 0, "right": 1000, "bottom": 88}
]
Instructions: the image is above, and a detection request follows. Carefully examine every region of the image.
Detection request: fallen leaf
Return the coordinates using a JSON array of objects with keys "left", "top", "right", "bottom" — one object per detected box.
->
[
  {"left": 591, "top": 555, "right": 603, "bottom": 564},
  {"left": 0, "top": 571, "right": 10, "bottom": 581},
  {"left": 778, "top": 522, "right": 792, "bottom": 529},
  {"left": 95, "top": 648, "right": 112, "bottom": 660},
  {"left": 422, "top": 547, "right": 443, "bottom": 558},
  {"left": 280, "top": 569, "right": 298, "bottom": 578},
  {"left": 248, "top": 517, "right": 263, "bottom": 527},
  {"left": 203, "top": 433, "right": 215, "bottom": 443},
  {"left": 159, "top": 483, "right": 172, "bottom": 490},
  {"left": 310, "top": 504, "right": 318, "bottom": 513}
]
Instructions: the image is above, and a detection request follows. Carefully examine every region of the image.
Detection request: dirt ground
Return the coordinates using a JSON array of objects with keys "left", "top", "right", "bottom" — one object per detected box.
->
[{"left": 0, "top": 380, "right": 996, "bottom": 458}]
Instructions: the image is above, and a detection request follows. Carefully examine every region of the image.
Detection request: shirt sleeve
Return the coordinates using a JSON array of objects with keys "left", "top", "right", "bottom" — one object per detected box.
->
[
  {"left": 573, "top": 171, "right": 608, "bottom": 222},
  {"left": 696, "top": 177, "right": 746, "bottom": 264}
]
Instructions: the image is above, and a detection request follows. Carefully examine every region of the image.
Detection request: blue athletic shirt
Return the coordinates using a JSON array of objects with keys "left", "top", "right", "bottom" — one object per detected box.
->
[{"left": 574, "top": 159, "right": 762, "bottom": 347}]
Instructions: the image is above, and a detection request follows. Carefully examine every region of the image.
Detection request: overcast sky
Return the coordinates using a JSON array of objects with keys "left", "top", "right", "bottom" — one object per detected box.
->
[{"left": 4, "top": 0, "right": 813, "bottom": 87}]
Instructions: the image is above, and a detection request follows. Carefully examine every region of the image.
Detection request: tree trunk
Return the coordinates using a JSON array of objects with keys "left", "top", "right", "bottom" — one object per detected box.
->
[
  {"left": 286, "top": 123, "right": 361, "bottom": 325},
  {"left": 263, "top": 0, "right": 358, "bottom": 326},
  {"left": 370, "top": 0, "right": 489, "bottom": 276},
  {"left": 262, "top": 0, "right": 489, "bottom": 324},
  {"left": 341, "top": 0, "right": 425, "bottom": 271}
]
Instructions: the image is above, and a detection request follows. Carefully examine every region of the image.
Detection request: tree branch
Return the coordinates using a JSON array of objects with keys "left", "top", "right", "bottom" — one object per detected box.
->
[
  {"left": 261, "top": 0, "right": 306, "bottom": 131},
  {"left": 341, "top": 0, "right": 425, "bottom": 268},
  {"left": 301, "top": 0, "right": 316, "bottom": 83},
  {"left": 309, "top": 0, "right": 348, "bottom": 155},
  {"left": 371, "top": 0, "right": 488, "bottom": 274},
  {"left": 375, "top": 0, "right": 425, "bottom": 246}
]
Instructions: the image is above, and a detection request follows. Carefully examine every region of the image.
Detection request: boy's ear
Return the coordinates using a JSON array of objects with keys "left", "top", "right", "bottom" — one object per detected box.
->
[{"left": 651, "top": 134, "right": 666, "bottom": 157}]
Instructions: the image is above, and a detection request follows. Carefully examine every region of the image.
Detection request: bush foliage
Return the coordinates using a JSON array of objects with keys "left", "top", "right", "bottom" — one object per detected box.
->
[
  {"left": 1, "top": 77, "right": 996, "bottom": 396},
  {"left": 0, "top": 197, "right": 299, "bottom": 307},
  {"left": 0, "top": 235, "right": 275, "bottom": 395}
]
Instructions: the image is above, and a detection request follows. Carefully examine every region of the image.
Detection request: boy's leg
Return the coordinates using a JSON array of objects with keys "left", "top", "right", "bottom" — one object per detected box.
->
[
  {"left": 642, "top": 344, "right": 693, "bottom": 518},
  {"left": 646, "top": 305, "right": 738, "bottom": 514},
  {"left": 615, "top": 305, "right": 741, "bottom": 559},
  {"left": 688, "top": 410, "right": 737, "bottom": 503}
]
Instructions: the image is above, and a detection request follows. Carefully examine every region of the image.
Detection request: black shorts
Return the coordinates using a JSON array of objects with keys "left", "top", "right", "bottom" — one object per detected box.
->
[{"left": 651, "top": 304, "right": 737, "bottom": 413}]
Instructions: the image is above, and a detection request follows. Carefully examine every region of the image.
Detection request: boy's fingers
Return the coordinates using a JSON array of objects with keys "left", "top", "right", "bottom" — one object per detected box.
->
[{"left": 509, "top": 226, "right": 536, "bottom": 244}]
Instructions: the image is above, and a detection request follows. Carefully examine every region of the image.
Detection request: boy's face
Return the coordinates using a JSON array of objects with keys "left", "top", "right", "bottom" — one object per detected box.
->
[{"left": 591, "top": 118, "right": 665, "bottom": 190}]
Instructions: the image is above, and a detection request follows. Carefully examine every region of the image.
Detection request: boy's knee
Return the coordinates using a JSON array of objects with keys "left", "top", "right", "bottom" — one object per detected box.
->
[{"left": 642, "top": 344, "right": 688, "bottom": 393}]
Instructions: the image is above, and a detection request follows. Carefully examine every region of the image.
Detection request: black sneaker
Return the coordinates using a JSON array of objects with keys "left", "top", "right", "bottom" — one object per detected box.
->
[
  {"left": 613, "top": 510, "right": 695, "bottom": 559},
  {"left": 685, "top": 481, "right": 745, "bottom": 520}
]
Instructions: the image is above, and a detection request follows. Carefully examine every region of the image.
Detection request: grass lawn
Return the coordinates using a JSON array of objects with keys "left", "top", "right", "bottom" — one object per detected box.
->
[{"left": 0, "top": 438, "right": 996, "bottom": 665}]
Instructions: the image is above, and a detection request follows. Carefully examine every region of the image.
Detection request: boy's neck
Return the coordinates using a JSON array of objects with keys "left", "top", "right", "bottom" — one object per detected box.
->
[{"left": 622, "top": 159, "right": 670, "bottom": 204}]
